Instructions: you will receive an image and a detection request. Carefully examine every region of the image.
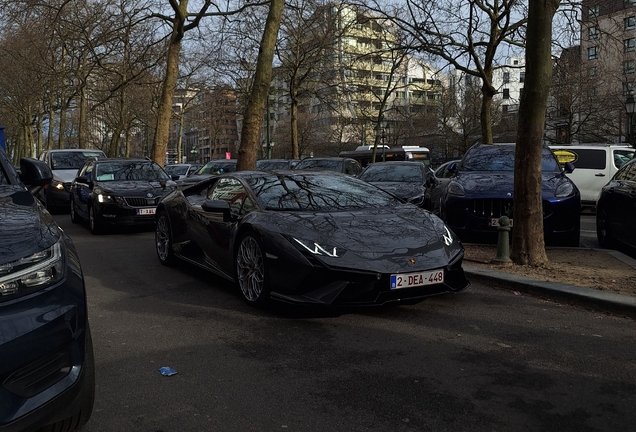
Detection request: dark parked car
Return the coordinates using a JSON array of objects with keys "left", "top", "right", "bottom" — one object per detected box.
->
[
  {"left": 164, "top": 163, "right": 202, "bottom": 179},
  {"left": 70, "top": 158, "right": 177, "bottom": 234},
  {"left": 438, "top": 143, "right": 580, "bottom": 246},
  {"left": 0, "top": 149, "right": 94, "bottom": 431},
  {"left": 294, "top": 157, "right": 362, "bottom": 176},
  {"left": 37, "top": 148, "right": 106, "bottom": 212},
  {"left": 155, "top": 171, "right": 469, "bottom": 307},
  {"left": 176, "top": 159, "right": 237, "bottom": 187},
  {"left": 428, "top": 160, "right": 461, "bottom": 215},
  {"left": 596, "top": 157, "right": 636, "bottom": 249},
  {"left": 357, "top": 161, "right": 436, "bottom": 208},
  {"left": 256, "top": 159, "right": 298, "bottom": 170}
]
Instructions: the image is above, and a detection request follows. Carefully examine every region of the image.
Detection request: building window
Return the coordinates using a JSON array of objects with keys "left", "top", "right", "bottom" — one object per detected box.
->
[
  {"left": 588, "top": 4, "right": 599, "bottom": 18},
  {"left": 625, "top": 60, "right": 635, "bottom": 74},
  {"left": 625, "top": 38, "right": 636, "bottom": 52},
  {"left": 502, "top": 105, "right": 509, "bottom": 114},
  {"left": 590, "top": 67, "right": 598, "bottom": 77},
  {"left": 625, "top": 16, "right": 636, "bottom": 30},
  {"left": 623, "top": 82, "right": 635, "bottom": 94},
  {"left": 588, "top": 46, "right": 598, "bottom": 60},
  {"left": 588, "top": 27, "right": 599, "bottom": 39},
  {"left": 502, "top": 88, "right": 510, "bottom": 99},
  {"left": 519, "top": 72, "right": 525, "bottom": 83},
  {"left": 503, "top": 72, "right": 510, "bottom": 83},
  {"left": 626, "top": 0, "right": 636, "bottom": 7}
]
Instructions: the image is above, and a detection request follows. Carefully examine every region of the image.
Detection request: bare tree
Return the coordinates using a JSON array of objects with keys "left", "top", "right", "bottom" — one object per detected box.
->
[
  {"left": 150, "top": 0, "right": 268, "bottom": 166},
  {"left": 236, "top": 0, "right": 286, "bottom": 170},
  {"left": 362, "top": 0, "right": 527, "bottom": 144},
  {"left": 512, "top": 0, "right": 561, "bottom": 266}
]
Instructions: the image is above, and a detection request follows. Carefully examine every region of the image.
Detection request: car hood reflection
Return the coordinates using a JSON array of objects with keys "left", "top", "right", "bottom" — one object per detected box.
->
[
  {"left": 0, "top": 188, "right": 59, "bottom": 264},
  {"left": 259, "top": 205, "right": 457, "bottom": 272},
  {"left": 456, "top": 172, "right": 563, "bottom": 196}
]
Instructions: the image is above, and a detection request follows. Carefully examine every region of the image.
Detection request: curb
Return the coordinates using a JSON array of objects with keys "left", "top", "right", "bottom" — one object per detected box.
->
[{"left": 464, "top": 264, "right": 636, "bottom": 318}]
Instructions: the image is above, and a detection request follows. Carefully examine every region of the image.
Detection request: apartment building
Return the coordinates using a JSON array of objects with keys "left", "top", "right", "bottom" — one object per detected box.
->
[
  {"left": 578, "top": 0, "right": 636, "bottom": 141},
  {"left": 268, "top": 3, "right": 443, "bottom": 157},
  {"left": 179, "top": 87, "right": 239, "bottom": 163},
  {"left": 492, "top": 56, "right": 526, "bottom": 114}
]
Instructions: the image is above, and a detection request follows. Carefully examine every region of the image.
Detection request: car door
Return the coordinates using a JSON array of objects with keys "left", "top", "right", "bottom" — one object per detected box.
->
[
  {"left": 72, "top": 162, "right": 94, "bottom": 218},
  {"left": 612, "top": 163, "right": 636, "bottom": 245},
  {"left": 193, "top": 177, "right": 255, "bottom": 277}
]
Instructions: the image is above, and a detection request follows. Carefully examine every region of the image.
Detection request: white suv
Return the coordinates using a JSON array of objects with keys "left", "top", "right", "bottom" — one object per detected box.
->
[{"left": 550, "top": 144, "right": 634, "bottom": 207}]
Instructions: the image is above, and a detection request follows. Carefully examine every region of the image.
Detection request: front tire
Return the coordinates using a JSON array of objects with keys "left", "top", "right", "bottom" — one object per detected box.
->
[
  {"left": 155, "top": 211, "right": 175, "bottom": 266},
  {"left": 235, "top": 233, "right": 269, "bottom": 306},
  {"left": 88, "top": 204, "right": 104, "bottom": 235}
]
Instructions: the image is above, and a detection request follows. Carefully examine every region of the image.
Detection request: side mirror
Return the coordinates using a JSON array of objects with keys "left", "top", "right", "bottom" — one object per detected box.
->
[
  {"left": 201, "top": 199, "right": 234, "bottom": 222},
  {"left": 564, "top": 162, "right": 575, "bottom": 174},
  {"left": 448, "top": 162, "right": 458, "bottom": 173},
  {"left": 75, "top": 175, "right": 90, "bottom": 184},
  {"left": 19, "top": 158, "right": 52, "bottom": 187},
  {"left": 171, "top": 174, "right": 180, "bottom": 181}
]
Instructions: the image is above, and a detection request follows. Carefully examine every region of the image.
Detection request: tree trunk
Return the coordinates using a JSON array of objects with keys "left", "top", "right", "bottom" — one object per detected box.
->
[
  {"left": 511, "top": 0, "right": 561, "bottom": 266},
  {"left": 480, "top": 68, "right": 495, "bottom": 144},
  {"left": 237, "top": 0, "right": 285, "bottom": 171},
  {"left": 47, "top": 96, "right": 55, "bottom": 151},
  {"left": 290, "top": 81, "right": 299, "bottom": 159},
  {"left": 152, "top": 1, "right": 187, "bottom": 167},
  {"left": 78, "top": 83, "right": 87, "bottom": 149}
]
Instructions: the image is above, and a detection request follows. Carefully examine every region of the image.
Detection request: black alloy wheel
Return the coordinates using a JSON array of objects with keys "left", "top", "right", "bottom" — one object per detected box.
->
[
  {"left": 235, "top": 232, "right": 269, "bottom": 306},
  {"left": 88, "top": 204, "right": 104, "bottom": 235},
  {"left": 155, "top": 211, "right": 175, "bottom": 266}
]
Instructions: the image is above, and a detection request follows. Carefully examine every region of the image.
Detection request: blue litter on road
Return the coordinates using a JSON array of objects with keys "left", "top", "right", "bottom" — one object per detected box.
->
[{"left": 159, "top": 366, "right": 177, "bottom": 376}]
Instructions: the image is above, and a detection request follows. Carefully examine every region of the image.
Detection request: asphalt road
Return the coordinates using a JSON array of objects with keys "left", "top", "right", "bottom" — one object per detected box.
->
[{"left": 54, "top": 215, "right": 636, "bottom": 432}]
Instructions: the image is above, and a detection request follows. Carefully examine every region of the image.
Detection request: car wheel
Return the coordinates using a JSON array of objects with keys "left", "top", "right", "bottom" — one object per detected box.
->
[
  {"left": 70, "top": 199, "right": 82, "bottom": 224},
  {"left": 155, "top": 211, "right": 175, "bottom": 266},
  {"left": 235, "top": 232, "right": 269, "bottom": 306},
  {"left": 39, "top": 326, "right": 95, "bottom": 432},
  {"left": 88, "top": 204, "right": 104, "bottom": 235},
  {"left": 596, "top": 208, "right": 614, "bottom": 248}
]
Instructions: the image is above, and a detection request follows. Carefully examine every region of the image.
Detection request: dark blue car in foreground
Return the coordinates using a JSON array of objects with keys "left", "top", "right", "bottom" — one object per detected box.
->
[
  {"left": 0, "top": 148, "right": 94, "bottom": 431},
  {"left": 438, "top": 143, "right": 581, "bottom": 246}
]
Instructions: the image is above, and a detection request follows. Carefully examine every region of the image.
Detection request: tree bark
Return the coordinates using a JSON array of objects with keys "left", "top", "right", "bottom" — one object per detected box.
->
[
  {"left": 237, "top": 0, "right": 285, "bottom": 171},
  {"left": 151, "top": 0, "right": 187, "bottom": 167},
  {"left": 511, "top": 0, "right": 561, "bottom": 266}
]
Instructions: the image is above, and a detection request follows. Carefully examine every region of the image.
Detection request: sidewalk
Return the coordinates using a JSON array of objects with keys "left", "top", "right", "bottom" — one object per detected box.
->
[{"left": 463, "top": 248, "right": 636, "bottom": 319}]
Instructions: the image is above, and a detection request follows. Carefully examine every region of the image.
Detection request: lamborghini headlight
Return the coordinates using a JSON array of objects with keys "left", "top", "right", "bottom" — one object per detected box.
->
[
  {"left": 0, "top": 238, "right": 66, "bottom": 297},
  {"left": 291, "top": 237, "right": 346, "bottom": 258},
  {"left": 407, "top": 194, "right": 426, "bottom": 206}
]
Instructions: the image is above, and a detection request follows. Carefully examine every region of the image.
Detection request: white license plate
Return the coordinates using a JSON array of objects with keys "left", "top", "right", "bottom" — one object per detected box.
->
[
  {"left": 489, "top": 218, "right": 513, "bottom": 227},
  {"left": 390, "top": 269, "right": 444, "bottom": 290},
  {"left": 136, "top": 208, "right": 156, "bottom": 215}
]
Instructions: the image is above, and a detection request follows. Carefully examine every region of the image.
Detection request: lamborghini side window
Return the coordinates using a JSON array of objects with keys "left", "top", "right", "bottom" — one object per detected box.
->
[{"left": 208, "top": 178, "right": 250, "bottom": 217}]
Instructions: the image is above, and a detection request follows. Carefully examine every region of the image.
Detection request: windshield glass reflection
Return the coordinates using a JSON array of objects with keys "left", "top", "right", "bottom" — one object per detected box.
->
[{"left": 248, "top": 173, "right": 399, "bottom": 211}]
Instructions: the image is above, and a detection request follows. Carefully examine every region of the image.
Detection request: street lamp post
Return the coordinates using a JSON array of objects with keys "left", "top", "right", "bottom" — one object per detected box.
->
[{"left": 626, "top": 92, "right": 636, "bottom": 146}]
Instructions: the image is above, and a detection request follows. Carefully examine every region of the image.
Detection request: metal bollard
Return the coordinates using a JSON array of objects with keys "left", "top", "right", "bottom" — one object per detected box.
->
[{"left": 493, "top": 215, "right": 512, "bottom": 263}]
